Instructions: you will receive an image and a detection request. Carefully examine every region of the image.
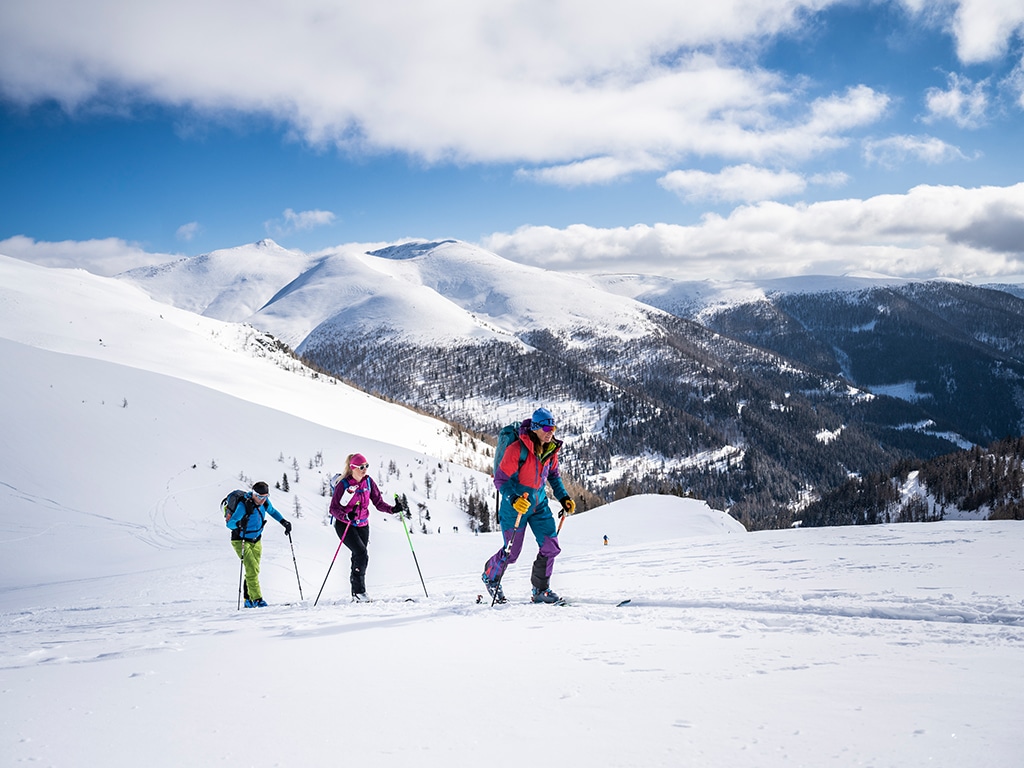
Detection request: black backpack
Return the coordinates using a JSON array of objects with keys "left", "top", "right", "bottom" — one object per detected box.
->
[{"left": 221, "top": 490, "right": 256, "bottom": 526}]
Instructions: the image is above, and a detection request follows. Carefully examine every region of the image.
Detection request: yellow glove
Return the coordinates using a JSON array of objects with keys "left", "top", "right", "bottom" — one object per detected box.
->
[
  {"left": 561, "top": 498, "right": 576, "bottom": 515},
  {"left": 512, "top": 495, "right": 530, "bottom": 515}
]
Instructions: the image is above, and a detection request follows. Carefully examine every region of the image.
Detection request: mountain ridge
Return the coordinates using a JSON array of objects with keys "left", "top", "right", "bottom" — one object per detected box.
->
[{"left": 112, "top": 238, "right": 1024, "bottom": 528}]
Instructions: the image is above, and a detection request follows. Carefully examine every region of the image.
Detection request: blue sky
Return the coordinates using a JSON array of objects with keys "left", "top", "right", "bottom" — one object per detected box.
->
[{"left": 2, "top": 1, "right": 1024, "bottom": 280}]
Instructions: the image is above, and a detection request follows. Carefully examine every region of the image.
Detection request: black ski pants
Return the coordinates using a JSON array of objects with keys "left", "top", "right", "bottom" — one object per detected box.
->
[{"left": 335, "top": 520, "right": 370, "bottom": 595}]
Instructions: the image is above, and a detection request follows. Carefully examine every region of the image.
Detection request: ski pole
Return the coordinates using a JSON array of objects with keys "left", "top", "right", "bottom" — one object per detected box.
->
[
  {"left": 395, "top": 498, "right": 428, "bottom": 598},
  {"left": 556, "top": 496, "right": 580, "bottom": 534},
  {"left": 314, "top": 519, "right": 351, "bottom": 607},
  {"left": 287, "top": 531, "right": 304, "bottom": 601},
  {"left": 492, "top": 494, "right": 527, "bottom": 607}
]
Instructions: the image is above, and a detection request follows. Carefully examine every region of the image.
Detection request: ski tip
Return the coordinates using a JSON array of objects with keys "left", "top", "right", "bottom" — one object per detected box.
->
[{"left": 616, "top": 599, "right": 632, "bottom": 607}]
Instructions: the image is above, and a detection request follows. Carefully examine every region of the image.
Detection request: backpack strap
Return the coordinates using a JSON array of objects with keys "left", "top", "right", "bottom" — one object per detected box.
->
[
  {"left": 238, "top": 493, "right": 267, "bottom": 538},
  {"left": 506, "top": 434, "right": 529, "bottom": 485}
]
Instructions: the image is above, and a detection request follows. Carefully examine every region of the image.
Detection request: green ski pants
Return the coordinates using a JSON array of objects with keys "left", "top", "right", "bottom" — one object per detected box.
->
[{"left": 232, "top": 539, "right": 264, "bottom": 601}]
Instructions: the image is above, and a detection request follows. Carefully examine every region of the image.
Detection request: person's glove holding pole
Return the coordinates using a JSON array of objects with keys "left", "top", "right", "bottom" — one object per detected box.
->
[
  {"left": 557, "top": 497, "right": 575, "bottom": 533},
  {"left": 512, "top": 494, "right": 530, "bottom": 516}
]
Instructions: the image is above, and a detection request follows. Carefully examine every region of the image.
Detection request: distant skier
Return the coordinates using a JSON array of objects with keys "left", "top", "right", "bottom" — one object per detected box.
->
[
  {"left": 226, "top": 481, "right": 292, "bottom": 608},
  {"left": 603, "top": 535, "right": 608, "bottom": 546},
  {"left": 329, "top": 453, "right": 401, "bottom": 602},
  {"left": 482, "top": 407, "right": 576, "bottom": 604}
]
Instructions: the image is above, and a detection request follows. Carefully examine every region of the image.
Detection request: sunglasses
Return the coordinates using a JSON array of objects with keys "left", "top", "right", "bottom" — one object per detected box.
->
[{"left": 353, "top": 463, "right": 370, "bottom": 470}]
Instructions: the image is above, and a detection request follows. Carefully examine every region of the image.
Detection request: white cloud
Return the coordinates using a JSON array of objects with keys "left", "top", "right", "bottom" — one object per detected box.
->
[
  {"left": 948, "top": 0, "right": 1024, "bottom": 64},
  {"left": 284, "top": 208, "right": 336, "bottom": 231},
  {"left": 808, "top": 171, "right": 850, "bottom": 187},
  {"left": 896, "top": 0, "right": 1024, "bottom": 65},
  {"left": 176, "top": 221, "right": 202, "bottom": 241},
  {"left": 479, "top": 182, "right": 1024, "bottom": 281},
  {"left": 518, "top": 155, "right": 662, "bottom": 187},
  {"left": 862, "top": 134, "right": 971, "bottom": 168},
  {"left": 0, "top": 235, "right": 179, "bottom": 276},
  {"left": 658, "top": 164, "right": 808, "bottom": 203},
  {"left": 924, "top": 73, "right": 989, "bottom": 128},
  {"left": 0, "top": 2, "right": 895, "bottom": 179},
  {"left": 264, "top": 208, "right": 336, "bottom": 237}
]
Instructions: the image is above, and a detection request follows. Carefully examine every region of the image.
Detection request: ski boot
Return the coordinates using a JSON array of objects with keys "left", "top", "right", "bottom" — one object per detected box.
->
[
  {"left": 531, "top": 587, "right": 564, "bottom": 605},
  {"left": 481, "top": 572, "right": 507, "bottom": 604}
]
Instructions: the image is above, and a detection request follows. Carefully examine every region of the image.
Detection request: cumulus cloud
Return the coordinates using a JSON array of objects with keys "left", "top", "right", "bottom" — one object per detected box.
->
[
  {"left": 0, "top": 1, "right": 897, "bottom": 181},
  {"left": 658, "top": 165, "right": 808, "bottom": 203},
  {"left": 947, "top": 0, "right": 1024, "bottom": 64},
  {"left": 657, "top": 165, "right": 849, "bottom": 204},
  {"left": 0, "top": 235, "right": 179, "bottom": 276},
  {"left": 862, "top": 134, "right": 972, "bottom": 168},
  {"left": 479, "top": 183, "right": 1024, "bottom": 281},
  {"left": 924, "top": 73, "right": 989, "bottom": 128},
  {"left": 949, "top": 203, "right": 1024, "bottom": 253}
]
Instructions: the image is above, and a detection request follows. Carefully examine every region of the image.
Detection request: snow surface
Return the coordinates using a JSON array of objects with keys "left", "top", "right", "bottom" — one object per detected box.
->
[{"left": 2, "top": 254, "right": 1024, "bottom": 767}]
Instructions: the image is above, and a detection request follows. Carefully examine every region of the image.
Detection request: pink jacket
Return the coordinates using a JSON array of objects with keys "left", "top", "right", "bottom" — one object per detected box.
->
[{"left": 329, "top": 475, "right": 394, "bottom": 527}]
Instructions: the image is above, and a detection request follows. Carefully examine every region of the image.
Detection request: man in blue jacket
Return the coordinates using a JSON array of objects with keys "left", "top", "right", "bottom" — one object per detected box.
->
[{"left": 227, "top": 481, "right": 292, "bottom": 607}]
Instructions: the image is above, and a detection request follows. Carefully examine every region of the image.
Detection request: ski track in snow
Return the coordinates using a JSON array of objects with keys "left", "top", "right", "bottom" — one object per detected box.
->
[{"left": 4, "top": 531, "right": 1022, "bottom": 673}]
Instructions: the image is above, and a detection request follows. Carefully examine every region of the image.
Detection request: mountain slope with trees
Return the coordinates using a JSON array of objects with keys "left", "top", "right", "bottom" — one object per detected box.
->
[
  {"left": 799, "top": 436, "right": 1024, "bottom": 526},
  {"left": 120, "top": 240, "right": 1024, "bottom": 529}
]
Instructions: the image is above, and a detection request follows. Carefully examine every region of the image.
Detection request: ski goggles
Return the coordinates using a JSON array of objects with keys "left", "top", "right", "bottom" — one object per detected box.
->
[
  {"left": 253, "top": 492, "right": 268, "bottom": 502},
  {"left": 535, "top": 423, "right": 557, "bottom": 433}
]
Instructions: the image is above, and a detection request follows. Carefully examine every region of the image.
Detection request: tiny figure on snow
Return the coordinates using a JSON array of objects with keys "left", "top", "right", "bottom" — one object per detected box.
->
[
  {"left": 603, "top": 535, "right": 608, "bottom": 546},
  {"left": 482, "top": 407, "right": 576, "bottom": 605},
  {"left": 225, "top": 481, "right": 292, "bottom": 608}
]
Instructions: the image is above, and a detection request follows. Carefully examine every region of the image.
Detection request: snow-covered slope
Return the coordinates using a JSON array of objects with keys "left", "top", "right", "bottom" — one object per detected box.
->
[
  {"left": 0, "top": 254, "right": 476, "bottom": 462},
  {"left": 2, "top": 254, "right": 1023, "bottom": 768},
  {"left": 119, "top": 238, "right": 320, "bottom": 320}
]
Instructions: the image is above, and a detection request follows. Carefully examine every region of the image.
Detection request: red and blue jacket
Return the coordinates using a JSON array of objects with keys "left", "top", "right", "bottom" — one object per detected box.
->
[{"left": 494, "top": 420, "right": 569, "bottom": 507}]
